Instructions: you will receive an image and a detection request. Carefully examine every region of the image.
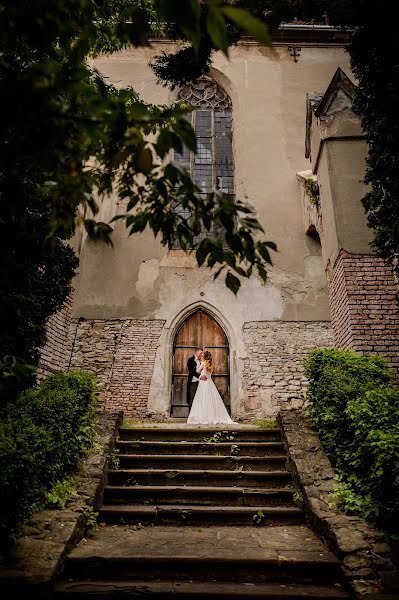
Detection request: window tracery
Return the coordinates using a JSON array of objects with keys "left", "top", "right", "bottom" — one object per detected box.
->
[{"left": 173, "top": 78, "right": 234, "bottom": 246}]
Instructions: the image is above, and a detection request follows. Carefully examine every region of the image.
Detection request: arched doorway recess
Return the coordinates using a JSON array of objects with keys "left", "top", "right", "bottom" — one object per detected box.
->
[{"left": 171, "top": 309, "right": 230, "bottom": 418}]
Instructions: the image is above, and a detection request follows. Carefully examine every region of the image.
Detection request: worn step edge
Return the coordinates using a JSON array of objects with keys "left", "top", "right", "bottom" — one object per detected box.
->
[
  {"left": 66, "top": 552, "right": 341, "bottom": 568},
  {"left": 100, "top": 504, "right": 303, "bottom": 512},
  {"left": 99, "top": 504, "right": 305, "bottom": 525},
  {"left": 116, "top": 441, "right": 285, "bottom": 447},
  {"left": 108, "top": 469, "right": 291, "bottom": 477},
  {"left": 55, "top": 580, "right": 350, "bottom": 598},
  {"left": 104, "top": 485, "right": 295, "bottom": 494},
  {"left": 119, "top": 427, "right": 281, "bottom": 433},
  {"left": 118, "top": 429, "right": 281, "bottom": 441},
  {"left": 118, "top": 454, "right": 288, "bottom": 461}
]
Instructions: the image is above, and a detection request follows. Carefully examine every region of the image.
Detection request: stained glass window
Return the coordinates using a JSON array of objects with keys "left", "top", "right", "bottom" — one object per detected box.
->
[{"left": 173, "top": 78, "right": 234, "bottom": 246}]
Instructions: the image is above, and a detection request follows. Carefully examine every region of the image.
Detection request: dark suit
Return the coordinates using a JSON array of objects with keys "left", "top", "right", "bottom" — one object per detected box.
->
[{"left": 187, "top": 355, "right": 199, "bottom": 410}]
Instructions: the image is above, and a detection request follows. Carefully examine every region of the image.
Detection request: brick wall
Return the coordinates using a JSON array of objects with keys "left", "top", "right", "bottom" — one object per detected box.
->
[
  {"left": 37, "top": 295, "right": 74, "bottom": 379},
  {"left": 328, "top": 251, "right": 399, "bottom": 377},
  {"left": 69, "top": 318, "right": 165, "bottom": 417},
  {"left": 241, "top": 321, "right": 333, "bottom": 418}
]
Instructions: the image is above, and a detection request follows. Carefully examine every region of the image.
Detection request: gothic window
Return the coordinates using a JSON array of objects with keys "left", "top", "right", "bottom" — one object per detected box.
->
[{"left": 173, "top": 78, "right": 234, "bottom": 245}]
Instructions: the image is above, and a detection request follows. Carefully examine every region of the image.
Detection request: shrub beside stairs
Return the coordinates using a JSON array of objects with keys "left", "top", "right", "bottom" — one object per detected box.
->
[{"left": 55, "top": 425, "right": 352, "bottom": 598}]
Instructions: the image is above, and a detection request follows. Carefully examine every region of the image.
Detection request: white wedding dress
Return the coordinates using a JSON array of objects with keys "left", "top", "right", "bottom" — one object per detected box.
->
[{"left": 187, "top": 365, "right": 234, "bottom": 424}]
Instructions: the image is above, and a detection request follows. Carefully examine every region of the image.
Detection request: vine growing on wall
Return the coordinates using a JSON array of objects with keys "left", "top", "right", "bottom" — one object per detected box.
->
[{"left": 304, "top": 178, "right": 320, "bottom": 205}]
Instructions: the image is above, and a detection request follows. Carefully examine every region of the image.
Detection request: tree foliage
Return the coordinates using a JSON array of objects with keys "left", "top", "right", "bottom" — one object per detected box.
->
[
  {"left": 151, "top": 1, "right": 329, "bottom": 87},
  {"left": 153, "top": 1, "right": 399, "bottom": 276},
  {"left": 1, "top": 0, "right": 397, "bottom": 400},
  {"left": 349, "top": 14, "right": 399, "bottom": 271},
  {"left": 0, "top": 370, "right": 99, "bottom": 547},
  {"left": 0, "top": 1, "right": 273, "bottom": 399}
]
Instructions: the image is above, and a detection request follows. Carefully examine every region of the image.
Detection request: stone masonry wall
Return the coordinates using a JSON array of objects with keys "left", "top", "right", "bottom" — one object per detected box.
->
[
  {"left": 69, "top": 318, "right": 165, "bottom": 417},
  {"left": 37, "top": 295, "right": 74, "bottom": 380},
  {"left": 328, "top": 251, "right": 399, "bottom": 378},
  {"left": 241, "top": 321, "right": 333, "bottom": 417},
  {"left": 68, "top": 319, "right": 125, "bottom": 389},
  {"left": 279, "top": 410, "right": 397, "bottom": 598}
]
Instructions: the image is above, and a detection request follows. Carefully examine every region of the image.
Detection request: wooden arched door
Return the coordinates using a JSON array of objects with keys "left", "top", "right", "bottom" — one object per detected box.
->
[{"left": 171, "top": 309, "right": 230, "bottom": 418}]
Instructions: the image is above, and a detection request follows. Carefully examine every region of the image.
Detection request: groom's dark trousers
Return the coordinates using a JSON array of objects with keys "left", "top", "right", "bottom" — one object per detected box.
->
[{"left": 187, "top": 356, "right": 199, "bottom": 411}]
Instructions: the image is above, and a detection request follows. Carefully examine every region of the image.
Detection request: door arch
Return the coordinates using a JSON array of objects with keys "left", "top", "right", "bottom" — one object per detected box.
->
[{"left": 171, "top": 309, "right": 230, "bottom": 418}]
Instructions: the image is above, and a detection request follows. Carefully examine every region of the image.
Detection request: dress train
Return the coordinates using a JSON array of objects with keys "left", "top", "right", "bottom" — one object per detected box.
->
[{"left": 187, "top": 368, "right": 234, "bottom": 425}]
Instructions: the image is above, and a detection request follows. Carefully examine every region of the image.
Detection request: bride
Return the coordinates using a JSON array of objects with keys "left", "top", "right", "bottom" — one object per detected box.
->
[{"left": 187, "top": 351, "right": 235, "bottom": 424}]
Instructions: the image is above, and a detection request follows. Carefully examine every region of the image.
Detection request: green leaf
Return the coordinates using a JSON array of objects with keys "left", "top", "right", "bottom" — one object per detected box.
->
[
  {"left": 241, "top": 217, "right": 264, "bottom": 232},
  {"left": 213, "top": 265, "right": 224, "bottom": 280},
  {"left": 222, "top": 7, "right": 271, "bottom": 46},
  {"left": 116, "top": 7, "right": 150, "bottom": 47},
  {"left": 257, "top": 243, "right": 273, "bottom": 265},
  {"left": 257, "top": 264, "right": 268, "bottom": 283},
  {"left": 154, "top": 0, "right": 201, "bottom": 53},
  {"left": 84, "top": 219, "right": 114, "bottom": 246},
  {"left": 226, "top": 271, "right": 240, "bottom": 295},
  {"left": 84, "top": 193, "right": 99, "bottom": 215},
  {"left": 128, "top": 212, "right": 148, "bottom": 234},
  {"left": 196, "top": 240, "right": 210, "bottom": 267},
  {"left": 137, "top": 147, "right": 153, "bottom": 174},
  {"left": 157, "top": 129, "right": 182, "bottom": 157},
  {"left": 206, "top": 5, "right": 229, "bottom": 56},
  {"left": 266, "top": 240, "right": 278, "bottom": 252},
  {"left": 174, "top": 118, "right": 197, "bottom": 152},
  {"left": 234, "top": 265, "right": 247, "bottom": 278}
]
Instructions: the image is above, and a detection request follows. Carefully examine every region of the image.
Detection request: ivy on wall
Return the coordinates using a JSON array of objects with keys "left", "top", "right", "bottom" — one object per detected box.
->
[{"left": 304, "top": 178, "right": 320, "bottom": 205}]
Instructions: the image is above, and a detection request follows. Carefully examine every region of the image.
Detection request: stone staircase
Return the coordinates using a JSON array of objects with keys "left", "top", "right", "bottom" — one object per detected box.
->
[{"left": 55, "top": 425, "right": 352, "bottom": 598}]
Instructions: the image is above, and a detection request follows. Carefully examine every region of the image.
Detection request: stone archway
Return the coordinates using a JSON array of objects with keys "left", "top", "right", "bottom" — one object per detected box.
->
[{"left": 171, "top": 308, "right": 230, "bottom": 418}]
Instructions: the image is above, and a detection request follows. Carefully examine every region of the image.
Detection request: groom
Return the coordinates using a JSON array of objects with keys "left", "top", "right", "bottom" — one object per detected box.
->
[{"left": 187, "top": 347, "right": 203, "bottom": 411}]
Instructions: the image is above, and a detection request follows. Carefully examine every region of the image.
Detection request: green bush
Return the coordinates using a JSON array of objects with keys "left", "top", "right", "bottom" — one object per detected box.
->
[
  {"left": 0, "top": 370, "right": 99, "bottom": 547},
  {"left": 305, "top": 349, "right": 399, "bottom": 536}
]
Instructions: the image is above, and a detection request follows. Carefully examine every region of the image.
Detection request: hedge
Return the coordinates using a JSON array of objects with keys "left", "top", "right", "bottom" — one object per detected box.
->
[
  {"left": 305, "top": 348, "right": 399, "bottom": 537},
  {"left": 0, "top": 370, "right": 99, "bottom": 547}
]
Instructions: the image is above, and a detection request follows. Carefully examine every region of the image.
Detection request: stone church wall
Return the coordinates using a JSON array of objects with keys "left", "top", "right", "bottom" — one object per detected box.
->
[
  {"left": 37, "top": 41, "right": 354, "bottom": 417},
  {"left": 68, "top": 318, "right": 165, "bottom": 417},
  {"left": 241, "top": 321, "right": 333, "bottom": 418},
  {"left": 67, "top": 317, "right": 332, "bottom": 419},
  {"left": 37, "top": 295, "right": 74, "bottom": 379}
]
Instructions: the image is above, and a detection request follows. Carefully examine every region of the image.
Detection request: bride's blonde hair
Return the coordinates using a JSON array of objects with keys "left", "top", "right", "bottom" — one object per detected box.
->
[{"left": 203, "top": 351, "right": 213, "bottom": 373}]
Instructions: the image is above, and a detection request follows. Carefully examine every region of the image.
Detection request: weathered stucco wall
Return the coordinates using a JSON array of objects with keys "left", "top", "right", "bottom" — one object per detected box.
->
[
  {"left": 73, "top": 43, "right": 351, "bottom": 325},
  {"left": 65, "top": 43, "right": 353, "bottom": 417},
  {"left": 315, "top": 138, "right": 372, "bottom": 271}
]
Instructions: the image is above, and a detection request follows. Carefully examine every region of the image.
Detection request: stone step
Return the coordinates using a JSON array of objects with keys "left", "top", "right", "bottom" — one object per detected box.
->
[
  {"left": 118, "top": 427, "right": 281, "bottom": 443},
  {"left": 61, "top": 526, "right": 341, "bottom": 585},
  {"left": 107, "top": 468, "right": 292, "bottom": 488},
  {"left": 55, "top": 579, "right": 351, "bottom": 598},
  {"left": 116, "top": 440, "right": 286, "bottom": 457},
  {"left": 99, "top": 504, "right": 304, "bottom": 525},
  {"left": 118, "top": 453, "right": 288, "bottom": 471},
  {"left": 103, "top": 485, "right": 296, "bottom": 507}
]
